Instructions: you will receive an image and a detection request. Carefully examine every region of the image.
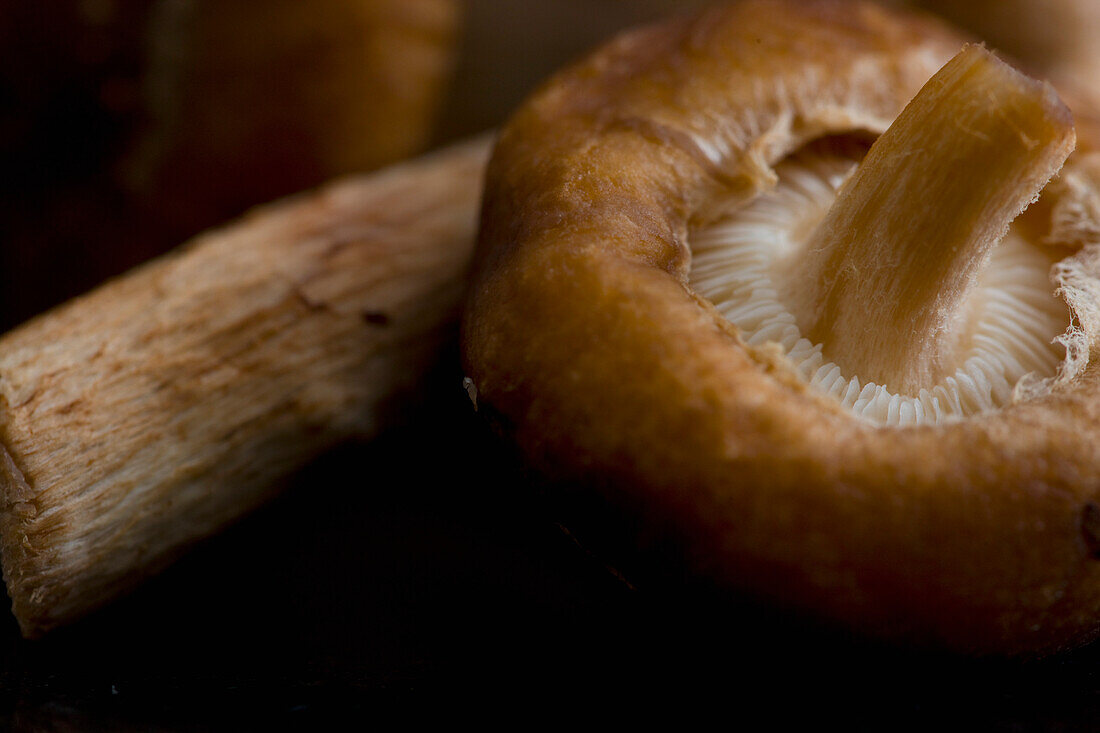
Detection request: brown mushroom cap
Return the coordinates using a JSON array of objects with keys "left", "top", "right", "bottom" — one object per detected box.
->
[{"left": 462, "top": 0, "right": 1100, "bottom": 655}]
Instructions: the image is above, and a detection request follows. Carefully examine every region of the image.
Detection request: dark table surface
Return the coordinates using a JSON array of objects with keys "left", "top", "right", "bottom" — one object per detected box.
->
[{"left": 0, "top": 364, "right": 1098, "bottom": 730}]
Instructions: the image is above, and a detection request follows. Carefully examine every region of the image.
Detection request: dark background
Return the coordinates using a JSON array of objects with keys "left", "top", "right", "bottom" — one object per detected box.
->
[
  {"left": 2, "top": 364, "right": 1100, "bottom": 729},
  {"left": 3, "top": 1, "right": 1100, "bottom": 727}
]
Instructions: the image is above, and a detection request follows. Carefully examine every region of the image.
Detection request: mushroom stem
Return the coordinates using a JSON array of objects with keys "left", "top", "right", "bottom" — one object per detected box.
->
[
  {"left": 786, "top": 45, "right": 1075, "bottom": 393},
  {"left": 0, "top": 135, "right": 490, "bottom": 638}
]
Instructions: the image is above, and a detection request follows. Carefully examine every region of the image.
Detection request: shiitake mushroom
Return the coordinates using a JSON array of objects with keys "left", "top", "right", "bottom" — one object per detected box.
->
[{"left": 461, "top": 0, "right": 1100, "bottom": 655}]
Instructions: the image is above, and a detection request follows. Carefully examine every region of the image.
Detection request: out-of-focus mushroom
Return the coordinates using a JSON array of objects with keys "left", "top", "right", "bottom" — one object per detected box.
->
[{"left": 0, "top": 0, "right": 459, "bottom": 328}]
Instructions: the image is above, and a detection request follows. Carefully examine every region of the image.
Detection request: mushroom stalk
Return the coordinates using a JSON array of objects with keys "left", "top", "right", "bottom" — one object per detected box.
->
[
  {"left": 0, "top": 136, "right": 490, "bottom": 638},
  {"left": 787, "top": 45, "right": 1075, "bottom": 393}
]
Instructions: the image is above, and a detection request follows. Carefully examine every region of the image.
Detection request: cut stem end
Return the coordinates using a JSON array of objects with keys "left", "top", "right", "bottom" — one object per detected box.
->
[{"left": 787, "top": 45, "right": 1075, "bottom": 393}]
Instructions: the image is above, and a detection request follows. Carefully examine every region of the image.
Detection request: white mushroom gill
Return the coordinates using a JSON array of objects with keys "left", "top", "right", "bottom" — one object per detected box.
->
[{"left": 688, "top": 145, "right": 1069, "bottom": 426}]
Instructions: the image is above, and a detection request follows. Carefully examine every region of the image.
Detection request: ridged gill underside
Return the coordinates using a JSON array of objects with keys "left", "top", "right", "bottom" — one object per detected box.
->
[
  {"left": 689, "top": 46, "right": 1076, "bottom": 425},
  {"left": 689, "top": 143, "right": 1069, "bottom": 425}
]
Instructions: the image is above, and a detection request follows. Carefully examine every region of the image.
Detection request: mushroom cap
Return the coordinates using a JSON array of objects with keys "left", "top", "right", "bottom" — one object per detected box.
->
[{"left": 461, "top": 0, "right": 1100, "bottom": 655}]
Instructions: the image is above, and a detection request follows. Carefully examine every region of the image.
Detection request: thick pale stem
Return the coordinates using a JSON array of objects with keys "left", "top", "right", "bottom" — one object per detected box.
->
[
  {"left": 788, "top": 45, "right": 1075, "bottom": 393},
  {"left": 0, "top": 136, "right": 491, "bottom": 638}
]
